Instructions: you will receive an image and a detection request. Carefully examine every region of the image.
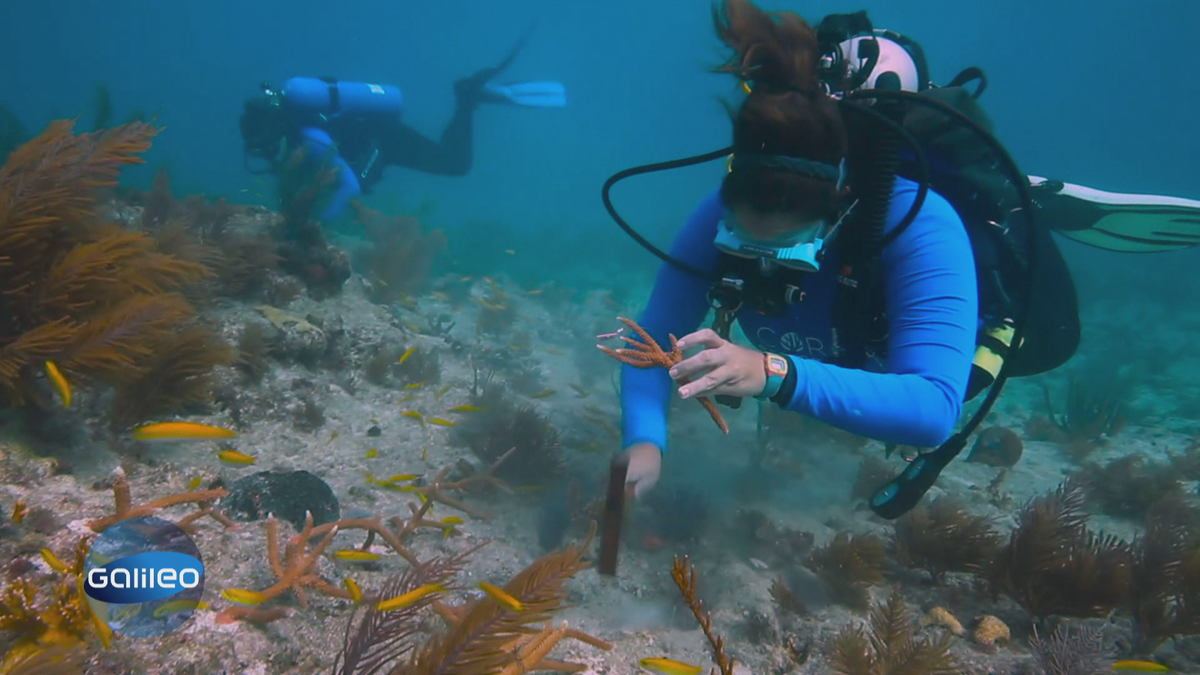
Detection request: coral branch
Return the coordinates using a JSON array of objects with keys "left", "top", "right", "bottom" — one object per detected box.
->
[
  {"left": 87, "top": 467, "right": 230, "bottom": 532},
  {"left": 671, "top": 556, "right": 734, "bottom": 675},
  {"left": 598, "top": 317, "right": 729, "bottom": 434}
]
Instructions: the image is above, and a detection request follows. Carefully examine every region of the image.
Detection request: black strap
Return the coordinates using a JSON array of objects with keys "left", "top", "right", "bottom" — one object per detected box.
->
[
  {"left": 318, "top": 75, "right": 341, "bottom": 114},
  {"left": 945, "top": 67, "right": 987, "bottom": 99}
]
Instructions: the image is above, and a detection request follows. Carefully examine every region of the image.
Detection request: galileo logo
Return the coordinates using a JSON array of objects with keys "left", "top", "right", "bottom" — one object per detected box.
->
[{"left": 83, "top": 516, "right": 205, "bottom": 638}]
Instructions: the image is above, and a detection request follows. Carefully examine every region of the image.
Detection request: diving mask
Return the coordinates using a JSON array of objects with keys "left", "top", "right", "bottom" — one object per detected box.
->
[{"left": 714, "top": 215, "right": 829, "bottom": 274}]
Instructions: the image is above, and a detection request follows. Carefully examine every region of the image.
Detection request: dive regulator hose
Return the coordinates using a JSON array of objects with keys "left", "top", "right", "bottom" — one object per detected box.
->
[{"left": 843, "top": 88, "right": 1038, "bottom": 520}]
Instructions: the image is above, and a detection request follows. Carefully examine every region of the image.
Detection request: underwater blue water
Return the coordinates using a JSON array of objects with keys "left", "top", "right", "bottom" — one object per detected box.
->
[{"left": 1, "top": 0, "right": 1196, "bottom": 256}]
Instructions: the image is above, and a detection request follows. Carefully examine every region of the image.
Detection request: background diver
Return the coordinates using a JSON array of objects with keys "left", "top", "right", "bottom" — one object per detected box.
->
[
  {"left": 605, "top": 2, "right": 1200, "bottom": 519},
  {"left": 238, "top": 29, "right": 565, "bottom": 222}
]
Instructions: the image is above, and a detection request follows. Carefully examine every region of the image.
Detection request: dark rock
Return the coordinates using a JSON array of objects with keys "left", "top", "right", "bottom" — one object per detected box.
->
[
  {"left": 367, "top": 425, "right": 382, "bottom": 437},
  {"left": 221, "top": 470, "right": 339, "bottom": 530}
]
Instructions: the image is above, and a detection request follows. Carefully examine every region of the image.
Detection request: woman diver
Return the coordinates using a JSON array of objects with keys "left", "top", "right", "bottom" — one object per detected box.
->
[{"left": 616, "top": 0, "right": 982, "bottom": 509}]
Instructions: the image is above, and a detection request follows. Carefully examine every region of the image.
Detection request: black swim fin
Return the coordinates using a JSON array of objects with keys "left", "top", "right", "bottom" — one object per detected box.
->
[{"left": 1030, "top": 176, "right": 1200, "bottom": 253}]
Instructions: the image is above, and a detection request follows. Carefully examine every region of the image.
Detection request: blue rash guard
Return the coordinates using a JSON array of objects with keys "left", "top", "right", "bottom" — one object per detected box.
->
[
  {"left": 619, "top": 177, "right": 978, "bottom": 453},
  {"left": 297, "top": 127, "right": 362, "bottom": 221}
]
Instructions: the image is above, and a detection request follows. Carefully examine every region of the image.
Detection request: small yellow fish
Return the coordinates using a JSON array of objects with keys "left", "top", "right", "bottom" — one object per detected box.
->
[
  {"left": 152, "top": 599, "right": 208, "bottom": 617},
  {"left": 401, "top": 410, "right": 425, "bottom": 425},
  {"left": 404, "top": 382, "right": 424, "bottom": 390},
  {"left": 221, "top": 588, "right": 267, "bottom": 605},
  {"left": 441, "top": 516, "right": 464, "bottom": 526},
  {"left": 639, "top": 658, "right": 703, "bottom": 675},
  {"left": 376, "top": 582, "right": 444, "bottom": 612},
  {"left": 428, "top": 418, "right": 456, "bottom": 427},
  {"left": 132, "top": 421, "right": 237, "bottom": 442},
  {"left": 403, "top": 321, "right": 422, "bottom": 333},
  {"left": 397, "top": 345, "right": 417, "bottom": 364},
  {"left": 44, "top": 361, "right": 71, "bottom": 408},
  {"left": 334, "top": 550, "right": 381, "bottom": 562},
  {"left": 11, "top": 500, "right": 26, "bottom": 524},
  {"left": 421, "top": 448, "right": 429, "bottom": 461},
  {"left": 41, "top": 548, "right": 69, "bottom": 573},
  {"left": 385, "top": 474, "right": 418, "bottom": 482},
  {"left": 435, "top": 383, "right": 453, "bottom": 400},
  {"left": 479, "top": 582, "right": 523, "bottom": 611},
  {"left": 447, "top": 404, "right": 485, "bottom": 413},
  {"left": 344, "top": 578, "right": 363, "bottom": 604},
  {"left": 529, "top": 389, "right": 556, "bottom": 399},
  {"left": 365, "top": 448, "right": 379, "bottom": 459},
  {"left": 504, "top": 249, "right": 516, "bottom": 255},
  {"left": 217, "top": 449, "right": 256, "bottom": 466},
  {"left": 188, "top": 476, "right": 204, "bottom": 490},
  {"left": 328, "top": 430, "right": 339, "bottom": 444},
  {"left": 1112, "top": 660, "right": 1170, "bottom": 673}
]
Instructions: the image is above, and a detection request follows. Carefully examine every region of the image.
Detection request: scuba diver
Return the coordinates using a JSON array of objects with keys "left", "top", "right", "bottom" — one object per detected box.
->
[
  {"left": 238, "top": 30, "right": 565, "bottom": 221},
  {"left": 601, "top": 1, "right": 1200, "bottom": 520}
]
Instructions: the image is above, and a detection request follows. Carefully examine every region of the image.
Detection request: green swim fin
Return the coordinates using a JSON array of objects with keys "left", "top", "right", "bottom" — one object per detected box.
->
[
  {"left": 1031, "top": 175, "right": 1200, "bottom": 253},
  {"left": 480, "top": 81, "right": 567, "bottom": 108}
]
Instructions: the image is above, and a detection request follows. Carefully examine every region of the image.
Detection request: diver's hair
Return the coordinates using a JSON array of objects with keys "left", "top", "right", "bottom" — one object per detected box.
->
[{"left": 713, "top": 0, "right": 848, "bottom": 228}]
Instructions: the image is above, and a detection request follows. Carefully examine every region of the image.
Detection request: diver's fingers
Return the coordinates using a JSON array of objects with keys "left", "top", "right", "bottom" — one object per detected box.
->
[
  {"left": 679, "top": 365, "right": 735, "bottom": 399},
  {"left": 676, "top": 328, "right": 724, "bottom": 351},
  {"left": 669, "top": 347, "right": 724, "bottom": 382}
]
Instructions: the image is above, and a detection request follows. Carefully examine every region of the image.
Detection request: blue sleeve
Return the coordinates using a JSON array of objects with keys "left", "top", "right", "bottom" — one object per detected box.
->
[
  {"left": 779, "top": 180, "right": 978, "bottom": 447},
  {"left": 619, "top": 189, "right": 724, "bottom": 453},
  {"left": 297, "top": 127, "right": 361, "bottom": 220}
]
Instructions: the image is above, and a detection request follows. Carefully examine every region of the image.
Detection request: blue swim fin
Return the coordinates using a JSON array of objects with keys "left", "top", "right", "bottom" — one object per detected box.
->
[{"left": 480, "top": 81, "right": 566, "bottom": 108}]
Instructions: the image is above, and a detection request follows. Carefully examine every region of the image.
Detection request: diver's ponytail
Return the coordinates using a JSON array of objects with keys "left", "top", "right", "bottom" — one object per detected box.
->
[{"left": 712, "top": 0, "right": 848, "bottom": 222}]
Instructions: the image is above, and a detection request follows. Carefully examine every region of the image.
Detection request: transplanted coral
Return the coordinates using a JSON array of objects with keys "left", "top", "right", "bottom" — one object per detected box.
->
[
  {"left": 829, "top": 587, "right": 958, "bottom": 675},
  {"left": 989, "top": 477, "right": 1130, "bottom": 619},
  {"left": 891, "top": 496, "right": 1004, "bottom": 582},
  {"left": 450, "top": 384, "right": 562, "bottom": 487},
  {"left": 804, "top": 532, "right": 887, "bottom": 611}
]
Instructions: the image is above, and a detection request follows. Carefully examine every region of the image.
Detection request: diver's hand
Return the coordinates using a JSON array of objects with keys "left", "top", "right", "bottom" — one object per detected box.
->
[
  {"left": 670, "top": 329, "right": 767, "bottom": 399},
  {"left": 623, "top": 442, "right": 662, "bottom": 499}
]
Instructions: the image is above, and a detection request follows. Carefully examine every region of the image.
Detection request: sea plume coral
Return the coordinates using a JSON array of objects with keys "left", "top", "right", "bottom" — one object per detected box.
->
[{"left": 0, "top": 120, "right": 217, "bottom": 416}]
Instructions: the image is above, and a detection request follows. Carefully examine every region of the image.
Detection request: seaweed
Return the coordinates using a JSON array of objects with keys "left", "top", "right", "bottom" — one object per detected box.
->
[
  {"left": 989, "top": 478, "right": 1131, "bottom": 619},
  {"left": 1126, "top": 495, "right": 1200, "bottom": 654},
  {"left": 334, "top": 551, "right": 472, "bottom": 675},
  {"left": 890, "top": 496, "right": 1004, "bottom": 582},
  {"left": 829, "top": 587, "right": 958, "bottom": 675},
  {"left": 0, "top": 538, "right": 109, "bottom": 670},
  {"left": 671, "top": 556, "right": 735, "bottom": 675},
  {"left": 851, "top": 456, "right": 898, "bottom": 502},
  {"left": 1033, "top": 375, "right": 1127, "bottom": 459},
  {"left": 109, "top": 324, "right": 234, "bottom": 429},
  {"left": 350, "top": 203, "right": 447, "bottom": 304},
  {"left": 768, "top": 578, "right": 807, "bottom": 616},
  {"left": 235, "top": 321, "right": 272, "bottom": 382},
  {"left": 1077, "top": 454, "right": 1182, "bottom": 521},
  {"left": 0, "top": 120, "right": 210, "bottom": 413},
  {"left": 1027, "top": 622, "right": 1115, "bottom": 675},
  {"left": 402, "top": 524, "right": 611, "bottom": 675},
  {"left": 451, "top": 385, "right": 562, "bottom": 488},
  {"left": 804, "top": 532, "right": 887, "bottom": 611}
]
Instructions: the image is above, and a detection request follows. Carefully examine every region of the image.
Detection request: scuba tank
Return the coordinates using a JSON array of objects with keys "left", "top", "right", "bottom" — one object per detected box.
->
[{"left": 280, "top": 76, "right": 403, "bottom": 121}]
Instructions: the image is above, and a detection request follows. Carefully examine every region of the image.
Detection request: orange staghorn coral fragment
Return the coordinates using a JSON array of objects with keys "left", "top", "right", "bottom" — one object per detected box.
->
[
  {"left": 87, "top": 467, "right": 231, "bottom": 533},
  {"left": 598, "top": 316, "right": 729, "bottom": 434}
]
